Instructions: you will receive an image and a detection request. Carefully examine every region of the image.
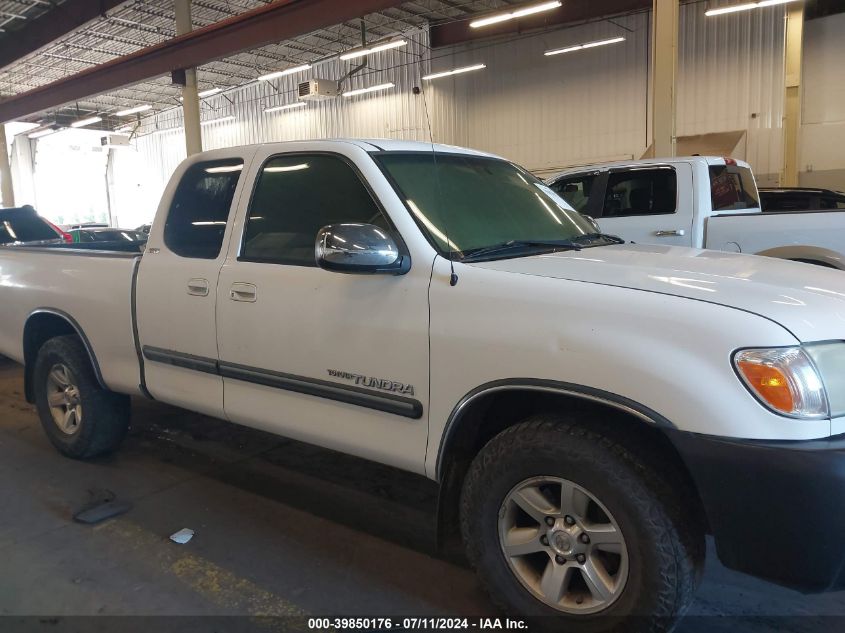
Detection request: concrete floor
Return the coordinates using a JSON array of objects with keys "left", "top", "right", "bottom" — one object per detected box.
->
[{"left": 1, "top": 354, "right": 844, "bottom": 632}]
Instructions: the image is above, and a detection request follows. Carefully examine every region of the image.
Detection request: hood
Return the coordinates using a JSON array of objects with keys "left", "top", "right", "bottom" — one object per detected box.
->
[{"left": 468, "top": 243, "right": 845, "bottom": 342}]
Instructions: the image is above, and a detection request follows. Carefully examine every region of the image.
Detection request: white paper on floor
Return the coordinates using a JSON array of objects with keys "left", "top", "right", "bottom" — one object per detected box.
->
[{"left": 169, "top": 528, "right": 194, "bottom": 544}]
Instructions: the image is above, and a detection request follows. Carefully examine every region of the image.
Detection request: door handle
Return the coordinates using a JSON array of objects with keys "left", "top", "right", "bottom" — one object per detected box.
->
[
  {"left": 654, "top": 229, "right": 686, "bottom": 237},
  {"left": 230, "top": 282, "right": 257, "bottom": 303},
  {"left": 187, "top": 278, "right": 209, "bottom": 296}
]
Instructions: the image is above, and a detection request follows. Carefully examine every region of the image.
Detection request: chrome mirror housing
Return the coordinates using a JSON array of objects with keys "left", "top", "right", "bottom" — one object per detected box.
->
[
  {"left": 315, "top": 223, "right": 409, "bottom": 274},
  {"left": 580, "top": 213, "right": 602, "bottom": 233}
]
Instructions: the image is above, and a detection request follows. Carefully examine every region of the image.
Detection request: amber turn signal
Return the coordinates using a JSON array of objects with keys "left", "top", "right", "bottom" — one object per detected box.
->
[
  {"left": 734, "top": 347, "right": 828, "bottom": 419},
  {"left": 736, "top": 360, "right": 794, "bottom": 413}
]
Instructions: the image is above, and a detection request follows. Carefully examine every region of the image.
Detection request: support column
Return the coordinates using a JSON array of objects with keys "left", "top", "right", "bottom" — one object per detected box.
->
[
  {"left": 175, "top": 0, "right": 202, "bottom": 156},
  {"left": 781, "top": 3, "right": 803, "bottom": 187},
  {"left": 0, "top": 124, "right": 14, "bottom": 207},
  {"left": 650, "top": 0, "right": 679, "bottom": 158}
]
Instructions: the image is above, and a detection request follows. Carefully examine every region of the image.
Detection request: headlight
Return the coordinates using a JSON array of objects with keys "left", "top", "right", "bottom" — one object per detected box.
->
[{"left": 734, "top": 347, "right": 829, "bottom": 419}]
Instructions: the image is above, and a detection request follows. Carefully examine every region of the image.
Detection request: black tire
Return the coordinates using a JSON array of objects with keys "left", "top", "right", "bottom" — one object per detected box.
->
[
  {"left": 33, "top": 335, "right": 130, "bottom": 459},
  {"left": 789, "top": 258, "right": 837, "bottom": 269},
  {"left": 460, "top": 415, "right": 702, "bottom": 633}
]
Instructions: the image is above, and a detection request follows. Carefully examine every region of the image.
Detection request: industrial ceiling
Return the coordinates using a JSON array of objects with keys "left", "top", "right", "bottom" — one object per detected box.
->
[{"left": 0, "top": 0, "right": 525, "bottom": 127}]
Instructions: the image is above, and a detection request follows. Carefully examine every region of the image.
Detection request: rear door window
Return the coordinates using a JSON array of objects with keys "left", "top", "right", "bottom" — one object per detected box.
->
[
  {"left": 708, "top": 165, "right": 759, "bottom": 211},
  {"left": 602, "top": 168, "right": 677, "bottom": 217},
  {"left": 549, "top": 174, "right": 598, "bottom": 215},
  {"left": 163, "top": 158, "right": 244, "bottom": 259}
]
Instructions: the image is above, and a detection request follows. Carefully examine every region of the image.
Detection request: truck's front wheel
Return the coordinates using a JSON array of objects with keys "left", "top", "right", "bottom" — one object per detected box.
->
[
  {"left": 460, "top": 416, "right": 701, "bottom": 633},
  {"left": 33, "top": 335, "right": 130, "bottom": 459}
]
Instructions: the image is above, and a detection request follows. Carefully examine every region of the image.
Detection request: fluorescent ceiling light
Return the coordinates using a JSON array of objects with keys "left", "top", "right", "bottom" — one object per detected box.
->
[
  {"left": 28, "top": 128, "right": 56, "bottom": 139},
  {"left": 705, "top": 2, "right": 758, "bottom": 15},
  {"left": 264, "top": 163, "right": 309, "bottom": 172},
  {"left": 423, "top": 63, "right": 486, "bottom": 81},
  {"left": 198, "top": 87, "right": 222, "bottom": 97},
  {"left": 258, "top": 64, "right": 312, "bottom": 81},
  {"left": 545, "top": 36, "right": 625, "bottom": 56},
  {"left": 70, "top": 116, "right": 102, "bottom": 128},
  {"left": 470, "top": 1, "right": 561, "bottom": 28},
  {"left": 704, "top": 0, "right": 798, "bottom": 16},
  {"left": 340, "top": 39, "right": 406, "bottom": 61},
  {"left": 264, "top": 102, "right": 307, "bottom": 113},
  {"left": 342, "top": 82, "right": 395, "bottom": 98},
  {"left": 200, "top": 115, "right": 235, "bottom": 125},
  {"left": 115, "top": 104, "right": 151, "bottom": 116}
]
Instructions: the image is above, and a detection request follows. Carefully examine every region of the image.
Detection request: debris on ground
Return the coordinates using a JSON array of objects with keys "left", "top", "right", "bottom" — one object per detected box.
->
[
  {"left": 73, "top": 488, "right": 132, "bottom": 524},
  {"left": 169, "top": 528, "right": 194, "bottom": 544}
]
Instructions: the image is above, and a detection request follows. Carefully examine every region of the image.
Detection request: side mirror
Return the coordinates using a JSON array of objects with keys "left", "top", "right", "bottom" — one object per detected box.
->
[
  {"left": 315, "top": 223, "right": 409, "bottom": 274},
  {"left": 580, "top": 213, "right": 602, "bottom": 233}
]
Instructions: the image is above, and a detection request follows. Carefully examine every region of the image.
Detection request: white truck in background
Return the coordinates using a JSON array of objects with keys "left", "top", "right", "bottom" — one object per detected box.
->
[
  {"left": 2, "top": 140, "right": 845, "bottom": 631},
  {"left": 548, "top": 156, "right": 845, "bottom": 269}
]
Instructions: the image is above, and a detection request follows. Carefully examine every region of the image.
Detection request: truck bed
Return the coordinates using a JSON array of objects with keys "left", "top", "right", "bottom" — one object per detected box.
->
[
  {"left": 0, "top": 246, "right": 144, "bottom": 395},
  {"left": 705, "top": 210, "right": 845, "bottom": 265}
]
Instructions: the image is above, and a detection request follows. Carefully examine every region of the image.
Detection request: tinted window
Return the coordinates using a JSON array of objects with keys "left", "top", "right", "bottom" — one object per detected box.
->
[
  {"left": 761, "top": 193, "right": 812, "bottom": 212},
  {"left": 602, "top": 168, "right": 677, "bottom": 218},
  {"left": 0, "top": 211, "right": 60, "bottom": 244},
  {"left": 821, "top": 195, "right": 845, "bottom": 210},
  {"left": 241, "top": 154, "right": 388, "bottom": 266},
  {"left": 376, "top": 153, "right": 594, "bottom": 256},
  {"left": 550, "top": 174, "right": 598, "bottom": 215},
  {"left": 164, "top": 158, "right": 243, "bottom": 259},
  {"left": 709, "top": 165, "right": 759, "bottom": 211}
]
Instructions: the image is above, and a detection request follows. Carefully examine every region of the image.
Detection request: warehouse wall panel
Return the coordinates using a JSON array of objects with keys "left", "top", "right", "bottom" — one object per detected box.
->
[
  {"left": 117, "top": 6, "right": 800, "bottom": 222},
  {"left": 799, "top": 11, "right": 845, "bottom": 189}
]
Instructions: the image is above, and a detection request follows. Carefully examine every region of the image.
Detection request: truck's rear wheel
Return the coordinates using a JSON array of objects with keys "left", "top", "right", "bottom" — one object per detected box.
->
[
  {"left": 460, "top": 416, "right": 700, "bottom": 633},
  {"left": 33, "top": 335, "right": 130, "bottom": 459}
]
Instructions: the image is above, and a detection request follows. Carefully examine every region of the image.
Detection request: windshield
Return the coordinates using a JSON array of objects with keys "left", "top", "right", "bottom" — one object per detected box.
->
[{"left": 375, "top": 152, "right": 597, "bottom": 258}]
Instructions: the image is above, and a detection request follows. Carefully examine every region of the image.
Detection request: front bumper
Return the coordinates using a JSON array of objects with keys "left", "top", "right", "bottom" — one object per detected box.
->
[{"left": 668, "top": 429, "right": 845, "bottom": 593}]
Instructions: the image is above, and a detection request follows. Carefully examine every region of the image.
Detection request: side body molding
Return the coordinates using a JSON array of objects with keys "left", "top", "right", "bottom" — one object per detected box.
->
[{"left": 435, "top": 378, "right": 677, "bottom": 480}]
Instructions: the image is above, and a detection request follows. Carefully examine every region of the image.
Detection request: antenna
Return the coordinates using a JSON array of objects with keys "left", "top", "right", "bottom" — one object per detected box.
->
[{"left": 417, "top": 57, "right": 458, "bottom": 287}]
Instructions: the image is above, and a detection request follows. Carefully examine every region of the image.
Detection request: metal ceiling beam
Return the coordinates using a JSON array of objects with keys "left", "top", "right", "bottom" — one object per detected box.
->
[
  {"left": 0, "top": 0, "right": 129, "bottom": 72},
  {"left": 429, "top": 0, "right": 651, "bottom": 47},
  {"left": 0, "top": 0, "right": 407, "bottom": 123}
]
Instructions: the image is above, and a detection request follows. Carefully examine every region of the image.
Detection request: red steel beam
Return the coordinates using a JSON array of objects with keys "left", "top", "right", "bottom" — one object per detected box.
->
[
  {"left": 430, "top": 0, "right": 651, "bottom": 48},
  {"left": 0, "top": 0, "right": 130, "bottom": 72},
  {"left": 0, "top": 0, "right": 406, "bottom": 122}
]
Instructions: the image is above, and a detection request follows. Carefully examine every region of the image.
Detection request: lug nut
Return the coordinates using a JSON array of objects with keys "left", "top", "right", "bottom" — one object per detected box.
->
[
  {"left": 555, "top": 555, "right": 566, "bottom": 564},
  {"left": 545, "top": 516, "right": 555, "bottom": 527},
  {"left": 576, "top": 554, "right": 586, "bottom": 564},
  {"left": 580, "top": 533, "right": 590, "bottom": 544},
  {"left": 540, "top": 535, "right": 549, "bottom": 546},
  {"left": 564, "top": 515, "right": 576, "bottom": 526}
]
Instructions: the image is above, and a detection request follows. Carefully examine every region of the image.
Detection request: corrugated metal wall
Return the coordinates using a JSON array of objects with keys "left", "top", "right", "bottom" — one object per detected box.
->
[
  {"left": 678, "top": 0, "right": 785, "bottom": 182},
  {"left": 799, "top": 11, "right": 845, "bottom": 188},
  {"left": 119, "top": 5, "right": 789, "bottom": 215}
]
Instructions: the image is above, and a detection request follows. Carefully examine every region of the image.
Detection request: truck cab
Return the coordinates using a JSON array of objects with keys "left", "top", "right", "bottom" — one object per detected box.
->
[{"left": 547, "top": 156, "right": 760, "bottom": 248}]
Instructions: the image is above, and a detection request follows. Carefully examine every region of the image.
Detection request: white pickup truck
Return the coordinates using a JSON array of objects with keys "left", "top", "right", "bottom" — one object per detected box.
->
[
  {"left": 2, "top": 140, "right": 845, "bottom": 631},
  {"left": 548, "top": 156, "right": 845, "bottom": 269}
]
